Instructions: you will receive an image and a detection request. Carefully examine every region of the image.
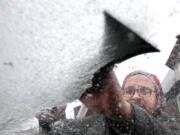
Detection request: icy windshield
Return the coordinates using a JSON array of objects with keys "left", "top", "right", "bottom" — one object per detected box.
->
[{"left": 1, "top": 0, "right": 180, "bottom": 134}]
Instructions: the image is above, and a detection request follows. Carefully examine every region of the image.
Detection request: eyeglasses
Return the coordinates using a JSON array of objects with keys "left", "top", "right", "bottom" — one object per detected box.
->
[{"left": 123, "top": 86, "right": 155, "bottom": 98}]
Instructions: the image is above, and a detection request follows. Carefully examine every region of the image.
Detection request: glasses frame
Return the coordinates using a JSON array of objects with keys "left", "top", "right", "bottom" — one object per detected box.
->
[{"left": 123, "top": 86, "right": 156, "bottom": 98}]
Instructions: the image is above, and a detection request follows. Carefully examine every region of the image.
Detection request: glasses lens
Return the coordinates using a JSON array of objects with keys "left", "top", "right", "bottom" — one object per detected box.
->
[
  {"left": 139, "top": 88, "right": 152, "bottom": 96},
  {"left": 124, "top": 88, "right": 135, "bottom": 97}
]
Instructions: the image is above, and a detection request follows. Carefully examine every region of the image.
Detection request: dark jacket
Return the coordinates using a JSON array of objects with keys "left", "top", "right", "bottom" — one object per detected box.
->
[{"left": 40, "top": 104, "right": 180, "bottom": 135}]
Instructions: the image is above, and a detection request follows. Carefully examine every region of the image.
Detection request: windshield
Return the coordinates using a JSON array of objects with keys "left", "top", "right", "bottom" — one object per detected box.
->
[{"left": 1, "top": 0, "right": 180, "bottom": 134}]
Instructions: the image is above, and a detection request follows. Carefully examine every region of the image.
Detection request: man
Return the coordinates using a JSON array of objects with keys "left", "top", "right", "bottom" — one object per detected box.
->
[
  {"left": 37, "top": 70, "right": 180, "bottom": 135},
  {"left": 121, "top": 71, "right": 164, "bottom": 114}
]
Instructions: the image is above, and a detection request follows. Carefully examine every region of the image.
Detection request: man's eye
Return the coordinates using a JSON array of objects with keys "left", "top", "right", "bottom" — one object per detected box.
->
[
  {"left": 126, "top": 89, "right": 134, "bottom": 94},
  {"left": 140, "top": 88, "right": 151, "bottom": 95}
]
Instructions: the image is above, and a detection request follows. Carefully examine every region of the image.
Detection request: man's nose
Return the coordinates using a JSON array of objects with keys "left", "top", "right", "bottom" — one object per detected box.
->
[{"left": 131, "top": 91, "right": 141, "bottom": 99}]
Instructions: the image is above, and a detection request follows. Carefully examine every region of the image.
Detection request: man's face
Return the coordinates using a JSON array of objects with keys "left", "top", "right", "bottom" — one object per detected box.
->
[{"left": 123, "top": 75, "right": 159, "bottom": 113}]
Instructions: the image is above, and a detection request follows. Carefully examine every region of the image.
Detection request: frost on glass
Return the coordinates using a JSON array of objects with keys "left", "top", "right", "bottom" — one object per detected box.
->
[{"left": 1, "top": 0, "right": 180, "bottom": 134}]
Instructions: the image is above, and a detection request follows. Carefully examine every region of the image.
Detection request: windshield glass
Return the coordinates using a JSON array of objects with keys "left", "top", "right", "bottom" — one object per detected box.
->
[{"left": 1, "top": 0, "right": 180, "bottom": 134}]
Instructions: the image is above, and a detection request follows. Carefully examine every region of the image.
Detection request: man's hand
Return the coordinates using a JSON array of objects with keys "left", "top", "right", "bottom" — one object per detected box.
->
[{"left": 80, "top": 71, "right": 132, "bottom": 119}]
